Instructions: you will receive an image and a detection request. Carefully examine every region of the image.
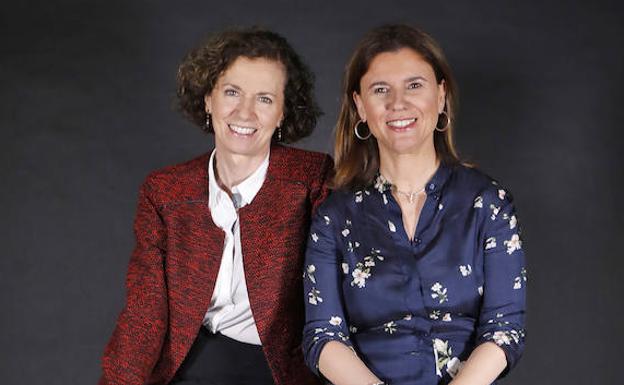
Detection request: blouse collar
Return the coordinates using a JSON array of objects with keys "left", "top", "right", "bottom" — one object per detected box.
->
[
  {"left": 208, "top": 149, "right": 270, "bottom": 210},
  {"left": 373, "top": 162, "right": 453, "bottom": 196}
]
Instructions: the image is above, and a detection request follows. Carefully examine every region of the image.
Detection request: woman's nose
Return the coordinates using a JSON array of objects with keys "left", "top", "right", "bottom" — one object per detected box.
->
[
  {"left": 236, "top": 96, "right": 256, "bottom": 120},
  {"left": 388, "top": 90, "right": 407, "bottom": 111}
]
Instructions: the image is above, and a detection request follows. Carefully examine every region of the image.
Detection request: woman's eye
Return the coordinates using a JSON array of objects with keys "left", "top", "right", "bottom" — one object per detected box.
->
[
  {"left": 373, "top": 87, "right": 389, "bottom": 95},
  {"left": 224, "top": 89, "right": 239, "bottom": 96},
  {"left": 408, "top": 82, "right": 423, "bottom": 90},
  {"left": 258, "top": 96, "right": 273, "bottom": 104}
]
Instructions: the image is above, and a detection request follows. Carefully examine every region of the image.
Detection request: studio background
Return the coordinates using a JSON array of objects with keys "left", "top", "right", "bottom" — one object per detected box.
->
[{"left": 1, "top": 0, "right": 622, "bottom": 384}]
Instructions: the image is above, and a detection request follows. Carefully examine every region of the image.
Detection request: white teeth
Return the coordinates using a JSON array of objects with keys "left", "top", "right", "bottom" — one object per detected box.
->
[
  {"left": 228, "top": 124, "right": 257, "bottom": 135},
  {"left": 387, "top": 118, "right": 416, "bottom": 128}
]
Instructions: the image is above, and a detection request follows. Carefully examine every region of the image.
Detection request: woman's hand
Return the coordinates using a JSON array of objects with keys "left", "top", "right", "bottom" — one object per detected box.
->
[
  {"left": 318, "top": 341, "right": 382, "bottom": 385},
  {"left": 448, "top": 342, "right": 507, "bottom": 385}
]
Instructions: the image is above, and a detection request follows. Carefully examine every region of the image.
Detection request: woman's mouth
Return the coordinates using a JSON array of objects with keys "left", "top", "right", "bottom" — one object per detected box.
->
[
  {"left": 228, "top": 124, "right": 257, "bottom": 136},
  {"left": 386, "top": 118, "right": 417, "bottom": 131}
]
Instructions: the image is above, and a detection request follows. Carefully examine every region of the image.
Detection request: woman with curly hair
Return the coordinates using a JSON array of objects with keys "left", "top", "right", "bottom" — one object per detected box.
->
[{"left": 100, "top": 27, "right": 330, "bottom": 385}]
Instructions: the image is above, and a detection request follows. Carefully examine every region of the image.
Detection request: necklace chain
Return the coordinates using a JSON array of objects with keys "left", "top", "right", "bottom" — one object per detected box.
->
[
  {"left": 375, "top": 173, "right": 427, "bottom": 204},
  {"left": 392, "top": 185, "right": 425, "bottom": 204}
]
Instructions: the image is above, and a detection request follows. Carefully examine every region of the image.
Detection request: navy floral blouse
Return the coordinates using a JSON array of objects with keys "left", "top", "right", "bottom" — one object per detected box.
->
[{"left": 302, "top": 163, "right": 526, "bottom": 385}]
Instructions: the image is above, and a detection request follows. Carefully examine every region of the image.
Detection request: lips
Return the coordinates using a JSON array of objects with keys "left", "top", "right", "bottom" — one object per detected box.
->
[
  {"left": 228, "top": 123, "right": 257, "bottom": 136},
  {"left": 386, "top": 118, "right": 417, "bottom": 129}
]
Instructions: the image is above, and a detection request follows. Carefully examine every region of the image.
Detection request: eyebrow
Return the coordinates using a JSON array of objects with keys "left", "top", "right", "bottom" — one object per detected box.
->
[
  {"left": 367, "top": 81, "right": 389, "bottom": 90},
  {"left": 222, "top": 83, "right": 241, "bottom": 90},
  {"left": 367, "top": 76, "right": 429, "bottom": 90},
  {"left": 405, "top": 76, "right": 428, "bottom": 83},
  {"left": 222, "top": 83, "right": 278, "bottom": 97}
]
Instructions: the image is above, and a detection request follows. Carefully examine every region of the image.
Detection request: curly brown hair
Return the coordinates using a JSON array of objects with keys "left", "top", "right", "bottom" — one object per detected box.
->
[{"left": 176, "top": 27, "right": 321, "bottom": 143}]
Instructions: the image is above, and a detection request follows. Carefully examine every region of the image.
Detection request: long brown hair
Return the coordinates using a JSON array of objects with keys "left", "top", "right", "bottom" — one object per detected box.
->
[{"left": 333, "top": 24, "right": 460, "bottom": 190}]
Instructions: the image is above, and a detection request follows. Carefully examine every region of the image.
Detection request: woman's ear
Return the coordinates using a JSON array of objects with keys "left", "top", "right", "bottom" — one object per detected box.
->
[
  {"left": 353, "top": 91, "right": 367, "bottom": 122},
  {"left": 438, "top": 79, "right": 447, "bottom": 113},
  {"left": 204, "top": 94, "right": 212, "bottom": 114}
]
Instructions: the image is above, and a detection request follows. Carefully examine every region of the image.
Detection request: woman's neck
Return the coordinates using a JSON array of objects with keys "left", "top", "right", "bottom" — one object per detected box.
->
[
  {"left": 379, "top": 145, "right": 439, "bottom": 193},
  {"left": 214, "top": 149, "right": 269, "bottom": 191}
]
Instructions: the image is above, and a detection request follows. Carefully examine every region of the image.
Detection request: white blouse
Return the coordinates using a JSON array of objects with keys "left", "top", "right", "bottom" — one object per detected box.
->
[{"left": 203, "top": 149, "right": 269, "bottom": 345}]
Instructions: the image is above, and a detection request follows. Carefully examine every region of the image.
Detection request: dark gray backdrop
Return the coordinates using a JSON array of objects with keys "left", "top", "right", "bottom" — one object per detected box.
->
[{"left": 2, "top": 0, "right": 622, "bottom": 384}]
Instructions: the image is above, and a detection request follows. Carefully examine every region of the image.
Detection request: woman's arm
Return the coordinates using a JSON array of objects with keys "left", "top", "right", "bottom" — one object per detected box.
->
[
  {"left": 302, "top": 199, "right": 382, "bottom": 385},
  {"left": 448, "top": 342, "right": 507, "bottom": 385},
  {"left": 318, "top": 341, "right": 382, "bottom": 385},
  {"left": 99, "top": 177, "right": 168, "bottom": 385},
  {"left": 461, "top": 186, "right": 527, "bottom": 383}
]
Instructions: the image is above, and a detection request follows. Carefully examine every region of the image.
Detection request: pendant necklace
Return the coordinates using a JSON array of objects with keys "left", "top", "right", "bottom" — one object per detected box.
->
[{"left": 392, "top": 186, "right": 425, "bottom": 204}]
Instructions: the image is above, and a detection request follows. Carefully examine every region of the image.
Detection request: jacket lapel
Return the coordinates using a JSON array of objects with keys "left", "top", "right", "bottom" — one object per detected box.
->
[
  {"left": 165, "top": 155, "right": 225, "bottom": 342},
  {"left": 238, "top": 146, "right": 309, "bottom": 341}
]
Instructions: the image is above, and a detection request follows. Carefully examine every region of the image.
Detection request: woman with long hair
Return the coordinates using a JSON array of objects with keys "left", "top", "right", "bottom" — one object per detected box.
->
[{"left": 303, "top": 24, "right": 526, "bottom": 385}]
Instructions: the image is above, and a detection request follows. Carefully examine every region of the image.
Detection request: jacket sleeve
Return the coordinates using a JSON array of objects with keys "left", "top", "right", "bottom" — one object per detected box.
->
[
  {"left": 476, "top": 187, "right": 527, "bottom": 376},
  {"left": 99, "top": 177, "right": 168, "bottom": 385}
]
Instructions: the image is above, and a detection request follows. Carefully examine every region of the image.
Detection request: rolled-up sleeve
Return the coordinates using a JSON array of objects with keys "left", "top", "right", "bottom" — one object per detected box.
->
[
  {"left": 302, "top": 204, "right": 353, "bottom": 376},
  {"left": 476, "top": 188, "right": 527, "bottom": 374}
]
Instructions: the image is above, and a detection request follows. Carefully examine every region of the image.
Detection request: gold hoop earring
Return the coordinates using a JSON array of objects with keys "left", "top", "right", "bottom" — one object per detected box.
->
[
  {"left": 435, "top": 111, "right": 451, "bottom": 132},
  {"left": 354, "top": 120, "right": 371, "bottom": 140}
]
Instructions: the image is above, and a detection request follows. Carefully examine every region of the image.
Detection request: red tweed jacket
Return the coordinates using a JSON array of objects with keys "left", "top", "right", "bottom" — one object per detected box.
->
[{"left": 100, "top": 145, "right": 332, "bottom": 385}]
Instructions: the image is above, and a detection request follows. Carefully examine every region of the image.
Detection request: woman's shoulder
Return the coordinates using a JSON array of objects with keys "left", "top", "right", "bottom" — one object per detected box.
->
[
  {"left": 449, "top": 163, "right": 517, "bottom": 204},
  {"left": 146, "top": 152, "right": 208, "bottom": 182},
  {"left": 272, "top": 144, "right": 330, "bottom": 164},
  {"left": 141, "top": 152, "right": 211, "bottom": 203},
  {"left": 315, "top": 187, "right": 361, "bottom": 217},
  {"left": 270, "top": 144, "right": 333, "bottom": 185}
]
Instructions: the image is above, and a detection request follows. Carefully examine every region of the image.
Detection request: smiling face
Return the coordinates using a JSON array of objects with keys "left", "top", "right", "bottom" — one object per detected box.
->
[
  {"left": 353, "top": 48, "right": 446, "bottom": 158},
  {"left": 205, "top": 56, "right": 286, "bottom": 160}
]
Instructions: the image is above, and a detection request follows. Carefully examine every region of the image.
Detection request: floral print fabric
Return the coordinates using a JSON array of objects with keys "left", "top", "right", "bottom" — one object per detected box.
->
[{"left": 302, "top": 164, "right": 526, "bottom": 385}]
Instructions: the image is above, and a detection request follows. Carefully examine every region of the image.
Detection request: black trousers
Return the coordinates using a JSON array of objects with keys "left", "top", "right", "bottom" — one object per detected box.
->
[{"left": 169, "top": 327, "right": 275, "bottom": 385}]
